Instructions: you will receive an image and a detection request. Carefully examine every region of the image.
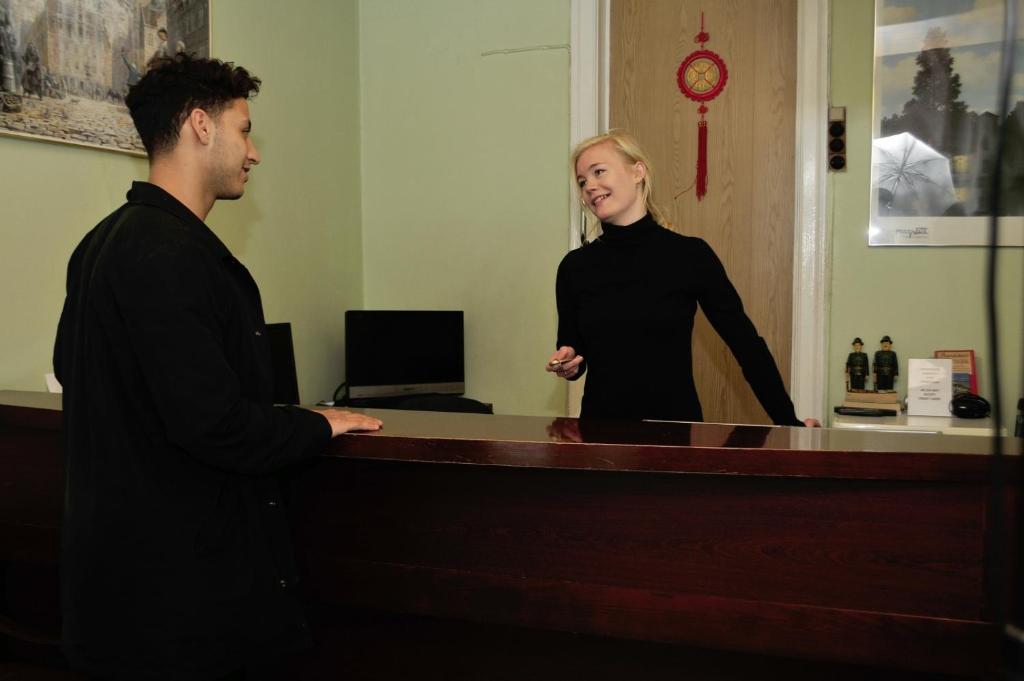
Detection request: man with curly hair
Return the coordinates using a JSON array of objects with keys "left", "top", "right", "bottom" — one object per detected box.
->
[{"left": 54, "top": 54, "right": 381, "bottom": 681}]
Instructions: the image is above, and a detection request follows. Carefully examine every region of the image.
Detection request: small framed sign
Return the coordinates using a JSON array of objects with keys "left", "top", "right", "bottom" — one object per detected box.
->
[{"left": 907, "top": 358, "right": 953, "bottom": 417}]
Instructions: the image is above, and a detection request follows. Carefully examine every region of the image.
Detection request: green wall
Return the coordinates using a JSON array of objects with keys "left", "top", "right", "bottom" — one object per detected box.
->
[
  {"left": 0, "top": 0, "right": 364, "bottom": 405},
  {"left": 828, "top": 0, "right": 1024, "bottom": 426},
  {"left": 358, "top": 0, "right": 571, "bottom": 415},
  {"left": 210, "top": 0, "right": 363, "bottom": 404},
  {"left": 0, "top": 136, "right": 144, "bottom": 392}
]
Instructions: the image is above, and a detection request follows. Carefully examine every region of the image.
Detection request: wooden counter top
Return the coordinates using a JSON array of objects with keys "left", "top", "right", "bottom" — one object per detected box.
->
[{"left": 4, "top": 390, "right": 1018, "bottom": 484}]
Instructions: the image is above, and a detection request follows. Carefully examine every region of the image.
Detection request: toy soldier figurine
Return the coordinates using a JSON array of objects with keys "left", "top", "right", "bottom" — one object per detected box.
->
[
  {"left": 873, "top": 335, "right": 899, "bottom": 392},
  {"left": 846, "top": 337, "right": 869, "bottom": 391}
]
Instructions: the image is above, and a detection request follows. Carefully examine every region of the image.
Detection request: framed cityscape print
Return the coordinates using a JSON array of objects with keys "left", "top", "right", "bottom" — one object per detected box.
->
[
  {"left": 0, "top": 0, "right": 210, "bottom": 156},
  {"left": 869, "top": 0, "right": 1024, "bottom": 246}
]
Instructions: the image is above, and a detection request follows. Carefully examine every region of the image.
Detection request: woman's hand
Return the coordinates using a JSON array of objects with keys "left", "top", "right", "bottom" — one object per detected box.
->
[
  {"left": 546, "top": 346, "right": 584, "bottom": 380},
  {"left": 803, "top": 418, "right": 821, "bottom": 427}
]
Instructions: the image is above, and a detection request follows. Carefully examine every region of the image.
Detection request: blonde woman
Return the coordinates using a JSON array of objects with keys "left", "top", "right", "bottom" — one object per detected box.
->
[{"left": 546, "top": 130, "right": 815, "bottom": 426}]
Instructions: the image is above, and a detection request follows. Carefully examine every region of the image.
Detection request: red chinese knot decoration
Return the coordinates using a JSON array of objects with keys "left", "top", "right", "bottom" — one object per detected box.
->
[{"left": 676, "top": 12, "right": 728, "bottom": 201}]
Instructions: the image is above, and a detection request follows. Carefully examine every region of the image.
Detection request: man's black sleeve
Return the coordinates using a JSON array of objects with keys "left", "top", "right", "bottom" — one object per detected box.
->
[{"left": 109, "top": 231, "right": 331, "bottom": 475}]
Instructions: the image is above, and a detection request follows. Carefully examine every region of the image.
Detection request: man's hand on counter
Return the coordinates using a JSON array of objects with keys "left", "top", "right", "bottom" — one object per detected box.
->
[{"left": 311, "top": 408, "right": 383, "bottom": 437}]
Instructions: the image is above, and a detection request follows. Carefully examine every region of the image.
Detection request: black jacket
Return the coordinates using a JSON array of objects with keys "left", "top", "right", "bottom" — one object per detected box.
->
[{"left": 54, "top": 182, "right": 331, "bottom": 680}]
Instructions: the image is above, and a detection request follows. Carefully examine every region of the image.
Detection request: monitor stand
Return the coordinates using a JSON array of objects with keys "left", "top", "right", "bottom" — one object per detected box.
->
[{"left": 337, "top": 394, "right": 492, "bottom": 414}]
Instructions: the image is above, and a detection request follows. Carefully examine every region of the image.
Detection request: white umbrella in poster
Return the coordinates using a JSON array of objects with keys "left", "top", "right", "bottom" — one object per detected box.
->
[{"left": 872, "top": 132, "right": 958, "bottom": 216}]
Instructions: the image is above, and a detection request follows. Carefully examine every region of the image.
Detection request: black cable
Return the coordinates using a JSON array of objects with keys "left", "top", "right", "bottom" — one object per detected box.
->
[
  {"left": 332, "top": 381, "right": 348, "bottom": 405},
  {"left": 985, "top": 1, "right": 1019, "bottom": 678}
]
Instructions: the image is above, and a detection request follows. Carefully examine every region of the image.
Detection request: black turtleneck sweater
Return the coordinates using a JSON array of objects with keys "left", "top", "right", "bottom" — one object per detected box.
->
[{"left": 555, "top": 213, "right": 801, "bottom": 425}]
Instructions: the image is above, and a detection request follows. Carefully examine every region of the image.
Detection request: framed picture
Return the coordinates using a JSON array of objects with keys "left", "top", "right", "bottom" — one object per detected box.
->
[
  {"left": 869, "top": 1, "right": 1024, "bottom": 246},
  {"left": 0, "top": 0, "right": 209, "bottom": 156}
]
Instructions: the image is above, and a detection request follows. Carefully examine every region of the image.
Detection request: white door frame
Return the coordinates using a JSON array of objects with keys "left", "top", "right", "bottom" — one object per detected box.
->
[
  {"left": 789, "top": 0, "right": 831, "bottom": 422},
  {"left": 567, "top": 0, "right": 830, "bottom": 421}
]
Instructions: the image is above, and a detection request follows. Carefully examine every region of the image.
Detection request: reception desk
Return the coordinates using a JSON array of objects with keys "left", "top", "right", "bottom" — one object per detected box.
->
[{"left": 1, "top": 390, "right": 1019, "bottom": 679}]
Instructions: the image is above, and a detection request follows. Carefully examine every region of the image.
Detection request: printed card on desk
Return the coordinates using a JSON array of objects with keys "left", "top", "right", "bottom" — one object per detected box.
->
[{"left": 907, "top": 358, "right": 953, "bottom": 416}]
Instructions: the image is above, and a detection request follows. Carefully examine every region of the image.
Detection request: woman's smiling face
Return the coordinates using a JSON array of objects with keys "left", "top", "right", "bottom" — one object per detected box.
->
[{"left": 575, "top": 140, "right": 647, "bottom": 226}]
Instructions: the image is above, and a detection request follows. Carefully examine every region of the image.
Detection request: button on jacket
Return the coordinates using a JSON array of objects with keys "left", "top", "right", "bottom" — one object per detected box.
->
[{"left": 54, "top": 182, "right": 332, "bottom": 681}]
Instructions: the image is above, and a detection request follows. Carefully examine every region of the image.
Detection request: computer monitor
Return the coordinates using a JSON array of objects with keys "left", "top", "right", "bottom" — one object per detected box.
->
[
  {"left": 265, "top": 322, "right": 301, "bottom": 405},
  {"left": 345, "top": 310, "right": 464, "bottom": 399}
]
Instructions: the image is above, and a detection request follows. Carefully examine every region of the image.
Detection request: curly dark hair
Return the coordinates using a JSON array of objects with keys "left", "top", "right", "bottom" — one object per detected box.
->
[{"left": 125, "top": 53, "right": 261, "bottom": 157}]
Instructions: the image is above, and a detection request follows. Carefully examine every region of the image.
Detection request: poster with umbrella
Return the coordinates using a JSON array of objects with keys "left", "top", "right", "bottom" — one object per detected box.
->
[
  {"left": 869, "top": 0, "right": 1024, "bottom": 246},
  {"left": 872, "top": 132, "right": 958, "bottom": 217}
]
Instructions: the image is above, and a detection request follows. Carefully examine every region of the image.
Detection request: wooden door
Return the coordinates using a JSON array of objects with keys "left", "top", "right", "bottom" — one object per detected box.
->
[{"left": 610, "top": 0, "right": 798, "bottom": 425}]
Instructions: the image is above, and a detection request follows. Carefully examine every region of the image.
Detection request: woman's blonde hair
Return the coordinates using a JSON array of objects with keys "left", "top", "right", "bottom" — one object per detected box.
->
[{"left": 571, "top": 129, "right": 671, "bottom": 241}]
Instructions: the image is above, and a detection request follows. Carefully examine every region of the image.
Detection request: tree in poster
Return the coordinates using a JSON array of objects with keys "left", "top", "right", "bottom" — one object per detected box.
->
[
  {"left": 882, "top": 28, "right": 969, "bottom": 155},
  {"left": 998, "top": 100, "right": 1024, "bottom": 214}
]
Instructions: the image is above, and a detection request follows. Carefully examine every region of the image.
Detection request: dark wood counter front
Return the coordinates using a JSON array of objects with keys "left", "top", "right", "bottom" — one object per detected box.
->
[{"left": 1, "top": 390, "right": 1020, "bottom": 679}]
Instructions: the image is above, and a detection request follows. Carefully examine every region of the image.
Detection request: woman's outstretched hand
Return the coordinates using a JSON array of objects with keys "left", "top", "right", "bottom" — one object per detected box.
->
[{"left": 546, "top": 346, "right": 584, "bottom": 380}]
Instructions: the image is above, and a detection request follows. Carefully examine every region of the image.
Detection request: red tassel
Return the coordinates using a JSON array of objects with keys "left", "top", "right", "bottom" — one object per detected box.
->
[{"left": 696, "top": 118, "right": 708, "bottom": 201}]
